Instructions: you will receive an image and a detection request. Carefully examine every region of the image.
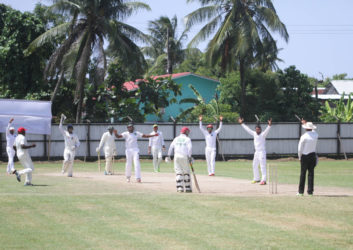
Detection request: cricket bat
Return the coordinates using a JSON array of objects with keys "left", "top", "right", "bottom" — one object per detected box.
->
[{"left": 189, "top": 161, "right": 201, "bottom": 193}]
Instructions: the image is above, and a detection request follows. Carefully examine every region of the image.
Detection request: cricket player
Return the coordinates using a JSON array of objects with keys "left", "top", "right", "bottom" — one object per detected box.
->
[
  {"left": 6, "top": 118, "right": 16, "bottom": 174},
  {"left": 59, "top": 114, "right": 80, "bottom": 177},
  {"left": 166, "top": 127, "right": 193, "bottom": 193},
  {"left": 115, "top": 123, "right": 157, "bottom": 182},
  {"left": 96, "top": 126, "right": 117, "bottom": 175},
  {"left": 297, "top": 120, "right": 318, "bottom": 196},
  {"left": 13, "top": 127, "right": 35, "bottom": 186},
  {"left": 148, "top": 124, "right": 165, "bottom": 172},
  {"left": 199, "top": 115, "right": 223, "bottom": 176},
  {"left": 238, "top": 117, "right": 272, "bottom": 185}
]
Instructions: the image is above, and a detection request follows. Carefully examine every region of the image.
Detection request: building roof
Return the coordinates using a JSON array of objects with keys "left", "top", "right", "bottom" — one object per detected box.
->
[
  {"left": 331, "top": 80, "right": 353, "bottom": 94},
  {"left": 311, "top": 94, "right": 350, "bottom": 100},
  {"left": 310, "top": 87, "right": 326, "bottom": 95},
  {"left": 123, "top": 72, "right": 219, "bottom": 91}
]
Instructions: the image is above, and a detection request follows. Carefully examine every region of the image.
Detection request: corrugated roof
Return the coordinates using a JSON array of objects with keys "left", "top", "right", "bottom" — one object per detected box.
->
[
  {"left": 311, "top": 94, "right": 350, "bottom": 100},
  {"left": 123, "top": 72, "right": 219, "bottom": 91},
  {"left": 331, "top": 80, "right": 353, "bottom": 94}
]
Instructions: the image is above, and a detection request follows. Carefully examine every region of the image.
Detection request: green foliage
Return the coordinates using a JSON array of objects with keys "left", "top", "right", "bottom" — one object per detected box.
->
[
  {"left": 178, "top": 84, "right": 238, "bottom": 122},
  {"left": 320, "top": 93, "right": 353, "bottom": 122},
  {"left": 137, "top": 76, "right": 182, "bottom": 119},
  {"left": 0, "top": 4, "right": 53, "bottom": 98}
]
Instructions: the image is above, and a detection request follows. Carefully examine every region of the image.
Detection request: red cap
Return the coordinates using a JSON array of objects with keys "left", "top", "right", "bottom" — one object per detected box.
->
[
  {"left": 17, "top": 127, "right": 27, "bottom": 133},
  {"left": 207, "top": 124, "right": 213, "bottom": 129},
  {"left": 180, "top": 127, "right": 190, "bottom": 134}
]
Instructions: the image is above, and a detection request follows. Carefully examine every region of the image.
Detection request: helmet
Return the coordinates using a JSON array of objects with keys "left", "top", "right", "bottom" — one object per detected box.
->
[
  {"left": 180, "top": 127, "right": 190, "bottom": 134},
  {"left": 207, "top": 124, "right": 213, "bottom": 129}
]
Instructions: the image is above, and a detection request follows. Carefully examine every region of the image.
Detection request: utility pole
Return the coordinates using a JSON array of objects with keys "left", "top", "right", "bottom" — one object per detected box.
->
[{"left": 166, "top": 27, "right": 172, "bottom": 74}]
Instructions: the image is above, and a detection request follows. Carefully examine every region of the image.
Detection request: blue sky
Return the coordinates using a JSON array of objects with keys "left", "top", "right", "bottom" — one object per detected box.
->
[{"left": 1, "top": 0, "right": 353, "bottom": 79}]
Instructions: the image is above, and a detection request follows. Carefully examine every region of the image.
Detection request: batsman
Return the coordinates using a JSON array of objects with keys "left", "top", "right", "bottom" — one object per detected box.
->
[
  {"left": 166, "top": 127, "right": 193, "bottom": 193},
  {"left": 96, "top": 126, "right": 117, "bottom": 175}
]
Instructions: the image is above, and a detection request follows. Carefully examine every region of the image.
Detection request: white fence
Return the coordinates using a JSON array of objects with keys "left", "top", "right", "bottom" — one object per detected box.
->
[{"left": 1, "top": 122, "right": 352, "bottom": 160}]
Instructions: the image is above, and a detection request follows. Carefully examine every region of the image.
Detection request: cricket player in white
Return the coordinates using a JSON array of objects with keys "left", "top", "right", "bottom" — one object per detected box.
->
[
  {"left": 199, "top": 115, "right": 223, "bottom": 176},
  {"left": 115, "top": 123, "right": 157, "bottom": 182},
  {"left": 96, "top": 126, "right": 117, "bottom": 175},
  {"left": 59, "top": 114, "right": 80, "bottom": 177},
  {"left": 148, "top": 124, "right": 165, "bottom": 172},
  {"left": 166, "top": 127, "right": 193, "bottom": 193},
  {"left": 13, "top": 127, "right": 36, "bottom": 186},
  {"left": 6, "top": 118, "right": 16, "bottom": 174},
  {"left": 238, "top": 117, "right": 272, "bottom": 185}
]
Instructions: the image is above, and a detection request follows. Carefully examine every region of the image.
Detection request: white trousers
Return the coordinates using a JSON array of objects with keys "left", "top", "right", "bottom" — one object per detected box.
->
[
  {"left": 253, "top": 151, "right": 267, "bottom": 181},
  {"left": 174, "top": 154, "right": 192, "bottom": 191},
  {"left": 105, "top": 153, "right": 114, "bottom": 173},
  {"left": 18, "top": 154, "right": 34, "bottom": 184},
  {"left": 125, "top": 148, "right": 141, "bottom": 179},
  {"left": 63, "top": 148, "right": 75, "bottom": 176},
  {"left": 6, "top": 146, "right": 15, "bottom": 173},
  {"left": 205, "top": 147, "right": 216, "bottom": 174},
  {"left": 151, "top": 146, "right": 162, "bottom": 172}
]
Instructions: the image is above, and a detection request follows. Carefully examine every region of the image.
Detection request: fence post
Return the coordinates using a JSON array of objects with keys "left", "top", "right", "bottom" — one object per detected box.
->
[
  {"left": 43, "top": 134, "right": 47, "bottom": 158},
  {"left": 337, "top": 121, "right": 341, "bottom": 159},
  {"left": 0, "top": 133, "right": 2, "bottom": 161},
  {"left": 173, "top": 120, "right": 176, "bottom": 138},
  {"left": 87, "top": 122, "right": 91, "bottom": 158}
]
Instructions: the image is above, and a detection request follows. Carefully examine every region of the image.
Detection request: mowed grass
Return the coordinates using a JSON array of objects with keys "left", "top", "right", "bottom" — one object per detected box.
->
[{"left": 0, "top": 159, "right": 352, "bottom": 249}]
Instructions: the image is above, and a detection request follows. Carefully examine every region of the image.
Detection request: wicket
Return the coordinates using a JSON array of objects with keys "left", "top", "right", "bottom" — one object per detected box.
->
[{"left": 268, "top": 164, "right": 278, "bottom": 194}]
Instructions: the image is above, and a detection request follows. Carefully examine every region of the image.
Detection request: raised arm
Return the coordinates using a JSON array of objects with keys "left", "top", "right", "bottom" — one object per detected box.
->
[
  {"left": 238, "top": 117, "right": 255, "bottom": 137},
  {"left": 262, "top": 118, "right": 272, "bottom": 137},
  {"left": 215, "top": 116, "right": 223, "bottom": 134},
  {"left": 59, "top": 115, "right": 66, "bottom": 136},
  {"left": 6, "top": 118, "right": 14, "bottom": 137},
  {"left": 199, "top": 115, "right": 208, "bottom": 135},
  {"left": 113, "top": 130, "right": 123, "bottom": 139},
  {"left": 142, "top": 133, "right": 158, "bottom": 138}
]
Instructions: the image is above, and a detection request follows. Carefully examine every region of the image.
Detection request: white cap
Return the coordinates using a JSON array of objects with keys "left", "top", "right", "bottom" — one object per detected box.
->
[
  {"left": 302, "top": 122, "right": 317, "bottom": 130},
  {"left": 9, "top": 127, "right": 15, "bottom": 131}
]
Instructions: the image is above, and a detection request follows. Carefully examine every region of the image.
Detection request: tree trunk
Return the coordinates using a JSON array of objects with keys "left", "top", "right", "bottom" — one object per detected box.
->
[
  {"left": 239, "top": 58, "right": 246, "bottom": 117},
  {"left": 75, "top": 33, "right": 92, "bottom": 123},
  {"left": 50, "top": 70, "right": 64, "bottom": 103},
  {"left": 166, "top": 28, "right": 172, "bottom": 74}
]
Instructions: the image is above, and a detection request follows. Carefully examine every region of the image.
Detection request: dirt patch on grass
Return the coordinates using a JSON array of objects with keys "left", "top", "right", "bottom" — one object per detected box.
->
[{"left": 41, "top": 171, "right": 353, "bottom": 197}]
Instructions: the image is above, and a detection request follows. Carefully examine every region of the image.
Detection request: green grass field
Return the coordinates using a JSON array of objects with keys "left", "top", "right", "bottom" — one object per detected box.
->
[{"left": 0, "top": 159, "right": 352, "bottom": 249}]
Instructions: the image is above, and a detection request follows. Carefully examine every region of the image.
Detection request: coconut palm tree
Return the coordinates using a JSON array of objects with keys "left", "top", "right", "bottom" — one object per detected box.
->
[
  {"left": 142, "top": 16, "right": 188, "bottom": 74},
  {"left": 26, "top": 0, "right": 150, "bottom": 122},
  {"left": 185, "top": 0, "right": 289, "bottom": 116}
]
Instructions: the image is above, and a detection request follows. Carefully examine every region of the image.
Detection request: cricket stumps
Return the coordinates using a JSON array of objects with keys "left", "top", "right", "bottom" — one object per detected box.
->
[{"left": 268, "top": 164, "right": 278, "bottom": 194}]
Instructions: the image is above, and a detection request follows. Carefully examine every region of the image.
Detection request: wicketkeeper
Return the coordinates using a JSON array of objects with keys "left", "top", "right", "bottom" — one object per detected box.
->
[
  {"left": 13, "top": 127, "right": 36, "bottom": 186},
  {"left": 199, "top": 115, "right": 223, "bottom": 176},
  {"left": 6, "top": 118, "right": 16, "bottom": 174},
  {"left": 238, "top": 117, "right": 272, "bottom": 185},
  {"left": 96, "top": 126, "right": 117, "bottom": 175},
  {"left": 148, "top": 124, "right": 165, "bottom": 172},
  {"left": 59, "top": 114, "right": 80, "bottom": 177},
  {"left": 166, "top": 127, "right": 193, "bottom": 193}
]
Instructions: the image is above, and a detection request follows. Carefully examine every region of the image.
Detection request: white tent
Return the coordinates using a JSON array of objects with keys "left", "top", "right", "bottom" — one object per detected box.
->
[{"left": 0, "top": 99, "right": 52, "bottom": 135}]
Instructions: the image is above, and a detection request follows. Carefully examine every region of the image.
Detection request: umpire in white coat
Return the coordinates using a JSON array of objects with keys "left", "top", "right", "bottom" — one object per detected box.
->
[
  {"left": 6, "top": 118, "right": 16, "bottom": 174},
  {"left": 238, "top": 117, "right": 272, "bottom": 185},
  {"left": 199, "top": 115, "right": 223, "bottom": 176},
  {"left": 96, "top": 126, "right": 117, "bottom": 175}
]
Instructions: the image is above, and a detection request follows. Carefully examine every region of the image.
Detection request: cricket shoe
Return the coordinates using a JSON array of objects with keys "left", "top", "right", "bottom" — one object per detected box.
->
[
  {"left": 296, "top": 193, "right": 304, "bottom": 196},
  {"left": 126, "top": 177, "right": 131, "bottom": 183},
  {"left": 12, "top": 169, "right": 17, "bottom": 175},
  {"left": 251, "top": 180, "right": 260, "bottom": 184},
  {"left": 104, "top": 171, "right": 108, "bottom": 175},
  {"left": 15, "top": 172, "right": 21, "bottom": 182},
  {"left": 67, "top": 174, "right": 73, "bottom": 177},
  {"left": 177, "top": 188, "right": 184, "bottom": 193},
  {"left": 259, "top": 181, "right": 266, "bottom": 185},
  {"left": 24, "top": 182, "right": 33, "bottom": 186},
  {"left": 185, "top": 189, "right": 192, "bottom": 193},
  {"left": 308, "top": 194, "right": 313, "bottom": 197},
  {"left": 209, "top": 173, "right": 215, "bottom": 176},
  {"left": 136, "top": 178, "right": 142, "bottom": 183}
]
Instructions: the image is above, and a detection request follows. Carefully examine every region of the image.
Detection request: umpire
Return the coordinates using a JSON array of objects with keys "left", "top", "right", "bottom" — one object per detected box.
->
[{"left": 297, "top": 120, "right": 318, "bottom": 196}]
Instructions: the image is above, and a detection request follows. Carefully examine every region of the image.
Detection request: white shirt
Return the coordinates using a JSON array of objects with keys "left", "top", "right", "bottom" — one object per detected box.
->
[
  {"left": 149, "top": 131, "right": 165, "bottom": 148},
  {"left": 168, "top": 134, "right": 192, "bottom": 157},
  {"left": 121, "top": 131, "right": 143, "bottom": 149},
  {"left": 241, "top": 124, "right": 271, "bottom": 152},
  {"left": 298, "top": 131, "right": 318, "bottom": 159},
  {"left": 98, "top": 131, "right": 116, "bottom": 152},
  {"left": 59, "top": 122, "right": 80, "bottom": 151},
  {"left": 199, "top": 121, "right": 222, "bottom": 149},
  {"left": 6, "top": 123, "right": 16, "bottom": 148},
  {"left": 14, "top": 134, "right": 29, "bottom": 158}
]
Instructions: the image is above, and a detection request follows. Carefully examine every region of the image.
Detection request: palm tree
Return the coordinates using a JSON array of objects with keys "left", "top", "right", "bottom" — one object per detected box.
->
[
  {"left": 185, "top": 0, "right": 289, "bottom": 116},
  {"left": 142, "top": 16, "right": 188, "bottom": 74},
  {"left": 26, "top": 0, "right": 150, "bottom": 122}
]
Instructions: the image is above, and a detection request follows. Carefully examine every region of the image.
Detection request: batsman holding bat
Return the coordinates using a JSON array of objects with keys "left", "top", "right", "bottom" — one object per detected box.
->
[
  {"left": 96, "top": 126, "right": 117, "bottom": 175},
  {"left": 166, "top": 127, "right": 193, "bottom": 193}
]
